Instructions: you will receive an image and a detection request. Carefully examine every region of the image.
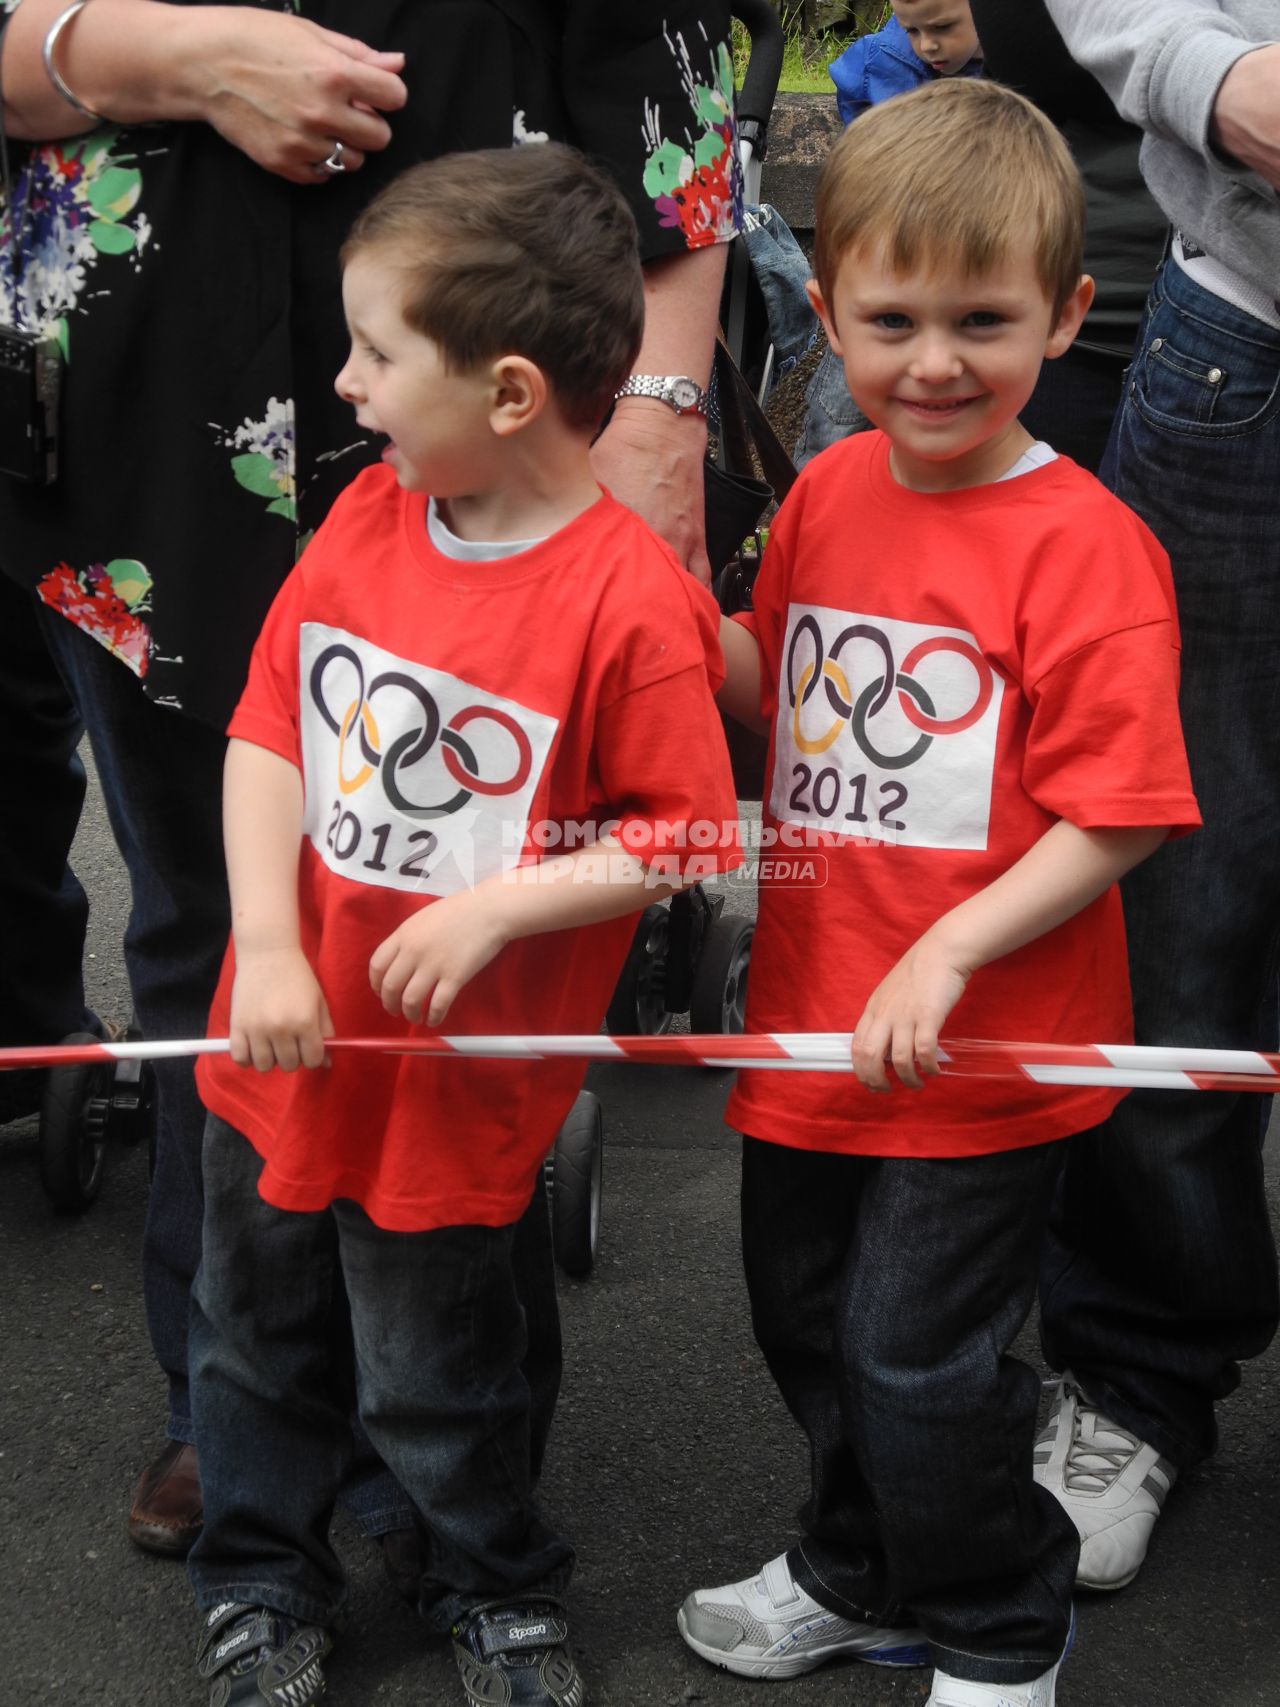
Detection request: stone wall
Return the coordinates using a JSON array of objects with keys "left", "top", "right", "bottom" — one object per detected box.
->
[
  {"left": 795, "top": 1, "right": 887, "bottom": 31},
  {"left": 758, "top": 91, "right": 842, "bottom": 242}
]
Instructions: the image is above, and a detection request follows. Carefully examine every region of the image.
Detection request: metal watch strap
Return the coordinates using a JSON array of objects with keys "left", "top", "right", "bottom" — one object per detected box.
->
[{"left": 613, "top": 374, "right": 709, "bottom": 417}]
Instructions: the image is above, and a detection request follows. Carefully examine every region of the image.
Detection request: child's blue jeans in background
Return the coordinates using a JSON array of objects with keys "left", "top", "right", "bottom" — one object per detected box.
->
[
  {"left": 187, "top": 1115, "right": 573, "bottom": 1632},
  {"left": 740, "top": 1132, "right": 1079, "bottom": 1685}
]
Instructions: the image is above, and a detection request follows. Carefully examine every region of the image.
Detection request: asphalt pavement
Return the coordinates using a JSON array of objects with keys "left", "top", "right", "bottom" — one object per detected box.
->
[{"left": 1, "top": 761, "right": 1277, "bottom": 1706}]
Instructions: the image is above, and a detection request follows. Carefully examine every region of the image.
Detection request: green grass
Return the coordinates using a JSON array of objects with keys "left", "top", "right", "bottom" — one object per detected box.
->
[{"left": 733, "top": 5, "right": 889, "bottom": 94}]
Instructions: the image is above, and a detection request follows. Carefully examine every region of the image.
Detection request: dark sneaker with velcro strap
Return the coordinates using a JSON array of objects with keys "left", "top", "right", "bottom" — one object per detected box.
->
[
  {"left": 196, "top": 1601, "right": 331, "bottom": 1707},
  {"left": 451, "top": 1600, "right": 585, "bottom": 1705}
]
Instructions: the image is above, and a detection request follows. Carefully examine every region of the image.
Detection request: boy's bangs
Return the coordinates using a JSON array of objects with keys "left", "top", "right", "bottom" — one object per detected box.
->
[
  {"left": 874, "top": 185, "right": 1071, "bottom": 310},
  {"left": 814, "top": 80, "right": 1084, "bottom": 318}
]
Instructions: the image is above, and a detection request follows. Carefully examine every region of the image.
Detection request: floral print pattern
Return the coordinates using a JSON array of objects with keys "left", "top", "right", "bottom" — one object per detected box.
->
[
  {"left": 0, "top": 128, "right": 154, "bottom": 356},
  {"left": 37, "top": 558, "right": 153, "bottom": 677},
  {"left": 642, "top": 24, "right": 741, "bottom": 248},
  {"left": 513, "top": 109, "right": 550, "bottom": 145},
  {"left": 214, "top": 396, "right": 298, "bottom": 525}
]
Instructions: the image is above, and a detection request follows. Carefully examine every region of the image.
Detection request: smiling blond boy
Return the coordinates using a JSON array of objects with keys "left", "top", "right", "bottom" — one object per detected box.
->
[{"left": 680, "top": 80, "right": 1198, "bottom": 1707}]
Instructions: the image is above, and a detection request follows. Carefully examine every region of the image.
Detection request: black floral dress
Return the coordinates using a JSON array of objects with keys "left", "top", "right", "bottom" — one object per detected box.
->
[{"left": 0, "top": 0, "right": 740, "bottom": 728}]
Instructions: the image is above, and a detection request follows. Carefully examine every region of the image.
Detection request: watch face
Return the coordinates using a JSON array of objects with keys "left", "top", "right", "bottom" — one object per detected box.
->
[{"left": 669, "top": 377, "right": 701, "bottom": 410}]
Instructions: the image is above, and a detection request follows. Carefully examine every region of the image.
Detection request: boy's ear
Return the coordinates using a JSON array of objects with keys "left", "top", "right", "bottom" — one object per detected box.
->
[
  {"left": 489, "top": 354, "right": 547, "bottom": 436},
  {"left": 806, "top": 278, "right": 844, "bottom": 357},
  {"left": 1044, "top": 274, "right": 1096, "bottom": 360}
]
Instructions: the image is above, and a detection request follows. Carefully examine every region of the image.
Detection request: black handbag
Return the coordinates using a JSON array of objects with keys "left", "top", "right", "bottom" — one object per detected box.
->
[
  {"left": 704, "top": 341, "right": 797, "bottom": 799},
  {"left": 704, "top": 337, "right": 798, "bottom": 601}
]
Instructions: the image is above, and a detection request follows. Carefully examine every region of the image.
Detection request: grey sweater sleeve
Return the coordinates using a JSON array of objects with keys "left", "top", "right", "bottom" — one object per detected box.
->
[
  {"left": 1041, "top": 0, "right": 1265, "bottom": 156},
  {"left": 1042, "top": 1, "right": 1280, "bottom": 295}
]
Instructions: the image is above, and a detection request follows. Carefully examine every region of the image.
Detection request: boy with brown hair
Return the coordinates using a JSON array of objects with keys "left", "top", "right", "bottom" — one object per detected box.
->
[
  {"left": 679, "top": 80, "right": 1198, "bottom": 1706},
  {"left": 184, "top": 143, "right": 738, "bottom": 1707}
]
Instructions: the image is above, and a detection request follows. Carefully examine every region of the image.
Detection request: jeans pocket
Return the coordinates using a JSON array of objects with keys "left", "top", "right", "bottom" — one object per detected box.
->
[
  {"left": 795, "top": 346, "right": 872, "bottom": 467},
  {"left": 1129, "top": 299, "right": 1280, "bottom": 437},
  {"left": 808, "top": 345, "right": 866, "bottom": 430}
]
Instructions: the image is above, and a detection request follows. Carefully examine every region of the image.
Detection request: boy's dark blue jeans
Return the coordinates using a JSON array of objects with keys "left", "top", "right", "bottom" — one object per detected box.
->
[
  {"left": 187, "top": 1115, "right": 573, "bottom": 1633},
  {"left": 740, "top": 1132, "right": 1079, "bottom": 1686}
]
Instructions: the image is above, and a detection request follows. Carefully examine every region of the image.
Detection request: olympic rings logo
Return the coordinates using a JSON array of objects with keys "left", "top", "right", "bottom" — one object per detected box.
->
[
  {"left": 786, "top": 616, "right": 994, "bottom": 771},
  {"left": 309, "top": 644, "right": 533, "bottom": 821}
]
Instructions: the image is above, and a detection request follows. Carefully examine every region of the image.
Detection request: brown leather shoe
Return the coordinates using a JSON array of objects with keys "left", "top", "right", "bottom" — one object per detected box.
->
[{"left": 127, "top": 1439, "right": 203, "bottom": 1557}]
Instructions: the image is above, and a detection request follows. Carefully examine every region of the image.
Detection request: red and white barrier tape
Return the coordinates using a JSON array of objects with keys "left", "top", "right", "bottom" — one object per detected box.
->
[{"left": 1, "top": 1034, "right": 1280, "bottom": 1092}]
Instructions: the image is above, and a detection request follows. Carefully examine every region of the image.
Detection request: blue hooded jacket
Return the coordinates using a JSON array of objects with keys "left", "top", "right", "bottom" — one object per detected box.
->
[{"left": 829, "top": 16, "right": 981, "bottom": 124}]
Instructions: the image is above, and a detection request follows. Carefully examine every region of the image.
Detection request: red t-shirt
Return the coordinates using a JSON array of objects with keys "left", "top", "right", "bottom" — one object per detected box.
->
[
  {"left": 198, "top": 467, "right": 740, "bottom": 1229},
  {"left": 726, "top": 433, "right": 1200, "bottom": 1157}
]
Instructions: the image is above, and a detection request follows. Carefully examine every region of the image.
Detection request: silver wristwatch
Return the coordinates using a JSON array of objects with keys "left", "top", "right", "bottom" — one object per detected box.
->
[{"left": 613, "top": 374, "right": 710, "bottom": 417}]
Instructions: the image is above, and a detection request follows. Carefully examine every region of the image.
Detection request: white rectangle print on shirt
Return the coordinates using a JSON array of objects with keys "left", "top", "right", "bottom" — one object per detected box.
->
[
  {"left": 771, "top": 604, "right": 1004, "bottom": 850},
  {"left": 299, "top": 623, "right": 558, "bottom": 897}
]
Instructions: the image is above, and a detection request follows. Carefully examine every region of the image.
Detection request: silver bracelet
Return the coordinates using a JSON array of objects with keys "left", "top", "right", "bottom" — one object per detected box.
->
[{"left": 42, "top": 0, "right": 105, "bottom": 123}]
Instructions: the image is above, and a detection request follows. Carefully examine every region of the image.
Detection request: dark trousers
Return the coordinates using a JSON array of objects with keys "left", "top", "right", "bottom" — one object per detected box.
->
[
  {"left": 188, "top": 1116, "right": 573, "bottom": 1630},
  {"left": 0, "top": 581, "right": 94, "bottom": 1118},
  {"left": 1038, "top": 259, "right": 1280, "bottom": 1467},
  {"left": 741, "top": 1135, "right": 1078, "bottom": 1687},
  {"left": 37, "top": 605, "right": 229, "bottom": 1442},
  {"left": 1020, "top": 341, "right": 1128, "bottom": 475}
]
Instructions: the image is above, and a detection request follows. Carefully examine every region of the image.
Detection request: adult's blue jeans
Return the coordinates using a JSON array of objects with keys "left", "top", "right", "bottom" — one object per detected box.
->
[
  {"left": 741, "top": 1134, "right": 1078, "bottom": 1685},
  {"left": 793, "top": 345, "right": 871, "bottom": 468},
  {"left": 1038, "top": 257, "right": 1280, "bottom": 1468},
  {"left": 188, "top": 1116, "right": 573, "bottom": 1630}
]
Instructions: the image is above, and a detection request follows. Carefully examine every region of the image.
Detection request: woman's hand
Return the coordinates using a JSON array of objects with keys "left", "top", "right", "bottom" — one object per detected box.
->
[
  {"left": 187, "top": 8, "right": 407, "bottom": 184},
  {"left": 591, "top": 404, "right": 712, "bottom": 584},
  {"left": 1210, "top": 44, "right": 1280, "bottom": 189},
  {"left": 1, "top": 0, "right": 408, "bottom": 166}
]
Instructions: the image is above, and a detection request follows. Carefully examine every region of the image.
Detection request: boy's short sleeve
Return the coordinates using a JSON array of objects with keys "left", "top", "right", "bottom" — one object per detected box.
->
[
  {"left": 1023, "top": 620, "right": 1200, "bottom": 836},
  {"left": 600, "top": 539, "right": 747, "bottom": 873},
  {"left": 584, "top": 520, "right": 742, "bottom": 879},
  {"left": 1012, "top": 482, "right": 1199, "bottom": 837},
  {"left": 225, "top": 487, "right": 364, "bottom": 759},
  {"left": 225, "top": 565, "right": 308, "bottom": 764},
  {"left": 595, "top": 663, "right": 742, "bottom": 882}
]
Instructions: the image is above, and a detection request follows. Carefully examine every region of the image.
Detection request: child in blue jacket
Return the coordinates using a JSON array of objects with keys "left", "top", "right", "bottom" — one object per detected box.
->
[{"left": 830, "top": 1, "right": 982, "bottom": 124}]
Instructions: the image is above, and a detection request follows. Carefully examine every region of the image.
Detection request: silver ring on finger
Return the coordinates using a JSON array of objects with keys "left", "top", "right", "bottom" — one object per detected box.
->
[{"left": 317, "top": 139, "right": 346, "bottom": 176}]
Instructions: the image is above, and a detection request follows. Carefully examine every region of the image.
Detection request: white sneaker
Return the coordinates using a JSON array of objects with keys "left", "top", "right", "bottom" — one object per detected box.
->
[
  {"left": 927, "top": 1608, "right": 1073, "bottom": 1707},
  {"left": 1033, "top": 1373, "right": 1176, "bottom": 1590},
  {"left": 677, "top": 1551, "right": 928, "bottom": 1678},
  {"left": 927, "top": 1661, "right": 1060, "bottom": 1707}
]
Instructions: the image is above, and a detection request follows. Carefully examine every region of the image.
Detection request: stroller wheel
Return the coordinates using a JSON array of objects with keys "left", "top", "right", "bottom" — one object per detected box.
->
[
  {"left": 605, "top": 903, "right": 674, "bottom": 1036},
  {"left": 550, "top": 1090, "right": 603, "bottom": 1277},
  {"left": 688, "top": 913, "right": 754, "bottom": 1036},
  {"left": 38, "top": 1031, "right": 112, "bottom": 1211}
]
